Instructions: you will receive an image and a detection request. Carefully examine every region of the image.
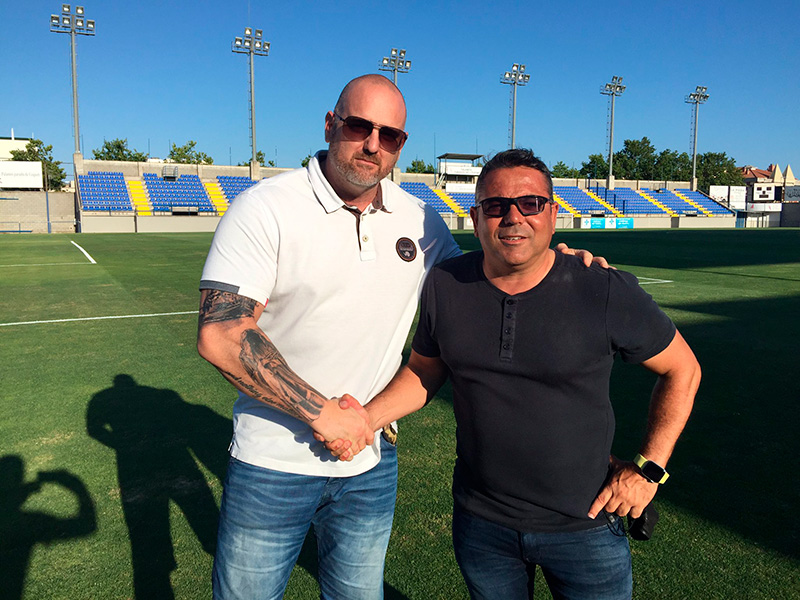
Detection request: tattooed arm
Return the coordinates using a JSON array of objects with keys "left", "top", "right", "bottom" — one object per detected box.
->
[{"left": 196, "top": 289, "right": 373, "bottom": 456}]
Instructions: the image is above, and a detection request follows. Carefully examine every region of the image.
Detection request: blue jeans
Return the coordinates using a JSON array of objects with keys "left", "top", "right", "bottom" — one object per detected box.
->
[
  {"left": 212, "top": 437, "right": 397, "bottom": 600},
  {"left": 452, "top": 506, "right": 632, "bottom": 600}
]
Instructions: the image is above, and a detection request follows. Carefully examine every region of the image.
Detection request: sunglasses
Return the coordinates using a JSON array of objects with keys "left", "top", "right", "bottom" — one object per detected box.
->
[
  {"left": 333, "top": 112, "right": 408, "bottom": 153},
  {"left": 478, "top": 195, "right": 553, "bottom": 217}
]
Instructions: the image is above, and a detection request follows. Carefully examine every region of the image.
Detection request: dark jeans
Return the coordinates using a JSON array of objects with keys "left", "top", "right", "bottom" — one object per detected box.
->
[{"left": 452, "top": 506, "right": 632, "bottom": 600}]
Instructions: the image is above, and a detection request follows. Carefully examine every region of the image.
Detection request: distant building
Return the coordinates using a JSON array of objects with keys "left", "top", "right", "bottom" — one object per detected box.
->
[
  {"left": 0, "top": 134, "right": 31, "bottom": 161},
  {"left": 739, "top": 163, "right": 796, "bottom": 203}
]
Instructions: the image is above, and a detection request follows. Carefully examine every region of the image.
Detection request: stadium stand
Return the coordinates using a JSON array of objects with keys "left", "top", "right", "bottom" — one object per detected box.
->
[
  {"left": 142, "top": 173, "right": 215, "bottom": 212},
  {"left": 676, "top": 188, "right": 733, "bottom": 215},
  {"left": 75, "top": 168, "right": 733, "bottom": 219},
  {"left": 553, "top": 186, "right": 615, "bottom": 215},
  {"left": 449, "top": 192, "right": 476, "bottom": 213},
  {"left": 217, "top": 175, "right": 259, "bottom": 202},
  {"left": 78, "top": 171, "right": 132, "bottom": 211},
  {"left": 399, "top": 181, "right": 734, "bottom": 218}
]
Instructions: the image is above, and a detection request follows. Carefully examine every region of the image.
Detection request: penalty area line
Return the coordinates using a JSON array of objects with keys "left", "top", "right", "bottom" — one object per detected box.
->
[
  {"left": 0, "top": 310, "right": 198, "bottom": 328},
  {"left": 637, "top": 277, "right": 673, "bottom": 285},
  {"left": 0, "top": 262, "right": 95, "bottom": 268},
  {"left": 71, "top": 240, "right": 97, "bottom": 264}
]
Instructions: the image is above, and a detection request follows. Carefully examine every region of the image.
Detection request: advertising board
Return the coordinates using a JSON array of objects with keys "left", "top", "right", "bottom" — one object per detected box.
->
[{"left": 0, "top": 161, "right": 43, "bottom": 189}]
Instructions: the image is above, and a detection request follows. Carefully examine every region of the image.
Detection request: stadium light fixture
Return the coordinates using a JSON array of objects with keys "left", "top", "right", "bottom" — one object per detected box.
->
[
  {"left": 50, "top": 3, "right": 95, "bottom": 156},
  {"left": 378, "top": 47, "right": 411, "bottom": 87},
  {"left": 500, "top": 63, "right": 531, "bottom": 149},
  {"left": 685, "top": 85, "right": 710, "bottom": 191},
  {"left": 600, "top": 75, "right": 626, "bottom": 190},
  {"left": 232, "top": 26, "right": 271, "bottom": 175}
]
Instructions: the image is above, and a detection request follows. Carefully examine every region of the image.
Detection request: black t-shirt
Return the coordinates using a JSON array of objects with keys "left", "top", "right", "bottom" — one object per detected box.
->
[{"left": 412, "top": 250, "right": 676, "bottom": 533}]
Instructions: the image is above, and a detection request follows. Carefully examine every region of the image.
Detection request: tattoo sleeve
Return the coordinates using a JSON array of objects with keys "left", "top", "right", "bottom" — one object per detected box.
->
[
  {"left": 199, "top": 289, "right": 326, "bottom": 422},
  {"left": 199, "top": 289, "right": 258, "bottom": 325}
]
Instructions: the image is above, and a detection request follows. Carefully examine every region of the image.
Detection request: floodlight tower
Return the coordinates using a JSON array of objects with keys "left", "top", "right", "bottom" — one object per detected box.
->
[
  {"left": 50, "top": 4, "right": 95, "bottom": 156},
  {"left": 600, "top": 75, "right": 626, "bottom": 190},
  {"left": 232, "top": 27, "right": 270, "bottom": 179},
  {"left": 379, "top": 48, "right": 411, "bottom": 86},
  {"left": 685, "top": 85, "right": 709, "bottom": 191},
  {"left": 500, "top": 63, "right": 530, "bottom": 149}
]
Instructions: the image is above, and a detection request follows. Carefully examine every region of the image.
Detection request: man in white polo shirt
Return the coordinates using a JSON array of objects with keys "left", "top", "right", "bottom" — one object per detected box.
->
[
  {"left": 197, "top": 74, "right": 461, "bottom": 599},
  {"left": 198, "top": 74, "right": 598, "bottom": 599}
]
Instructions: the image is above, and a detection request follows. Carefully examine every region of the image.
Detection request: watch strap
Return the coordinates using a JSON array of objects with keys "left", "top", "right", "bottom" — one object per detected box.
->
[{"left": 633, "top": 453, "right": 670, "bottom": 484}]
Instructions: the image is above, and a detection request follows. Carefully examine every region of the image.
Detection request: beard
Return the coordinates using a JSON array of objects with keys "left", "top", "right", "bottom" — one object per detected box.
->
[{"left": 327, "top": 147, "right": 393, "bottom": 189}]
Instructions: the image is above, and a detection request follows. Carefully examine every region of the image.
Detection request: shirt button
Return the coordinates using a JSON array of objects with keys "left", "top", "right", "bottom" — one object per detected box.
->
[
  {"left": 506, "top": 313, "right": 512, "bottom": 318},
  {"left": 503, "top": 344, "right": 510, "bottom": 350},
  {"left": 362, "top": 235, "right": 369, "bottom": 242},
  {"left": 506, "top": 299, "right": 516, "bottom": 305},
  {"left": 505, "top": 328, "right": 512, "bottom": 334}
]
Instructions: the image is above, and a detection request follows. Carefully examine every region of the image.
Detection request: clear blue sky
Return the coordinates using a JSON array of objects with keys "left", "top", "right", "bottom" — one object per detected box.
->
[{"left": 3, "top": 1, "right": 799, "bottom": 176}]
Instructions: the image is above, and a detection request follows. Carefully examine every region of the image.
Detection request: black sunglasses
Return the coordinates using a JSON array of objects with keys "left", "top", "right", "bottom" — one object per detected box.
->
[
  {"left": 478, "top": 195, "right": 553, "bottom": 217},
  {"left": 333, "top": 112, "right": 408, "bottom": 153}
]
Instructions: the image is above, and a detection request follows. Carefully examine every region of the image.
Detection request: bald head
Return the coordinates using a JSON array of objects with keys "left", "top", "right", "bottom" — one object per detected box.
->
[{"left": 334, "top": 74, "right": 407, "bottom": 126}]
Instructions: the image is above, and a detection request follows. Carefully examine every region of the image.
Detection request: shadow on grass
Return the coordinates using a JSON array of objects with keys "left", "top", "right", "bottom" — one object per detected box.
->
[
  {"left": 611, "top": 293, "right": 800, "bottom": 560},
  {"left": 0, "top": 455, "right": 97, "bottom": 600},
  {"left": 86, "top": 374, "right": 231, "bottom": 599}
]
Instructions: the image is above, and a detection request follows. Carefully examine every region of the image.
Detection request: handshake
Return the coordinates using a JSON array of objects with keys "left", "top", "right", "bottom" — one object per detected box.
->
[{"left": 312, "top": 394, "right": 375, "bottom": 461}]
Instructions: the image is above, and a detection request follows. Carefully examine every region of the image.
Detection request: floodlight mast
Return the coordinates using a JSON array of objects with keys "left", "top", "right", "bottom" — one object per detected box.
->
[
  {"left": 233, "top": 27, "right": 270, "bottom": 178},
  {"left": 500, "top": 63, "right": 530, "bottom": 149},
  {"left": 685, "top": 85, "right": 709, "bottom": 191},
  {"left": 49, "top": 4, "right": 95, "bottom": 156},
  {"left": 378, "top": 48, "right": 411, "bottom": 86},
  {"left": 600, "top": 75, "right": 625, "bottom": 190}
]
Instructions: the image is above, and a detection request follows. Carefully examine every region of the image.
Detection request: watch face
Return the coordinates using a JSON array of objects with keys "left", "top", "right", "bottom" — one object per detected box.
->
[{"left": 641, "top": 461, "right": 666, "bottom": 482}]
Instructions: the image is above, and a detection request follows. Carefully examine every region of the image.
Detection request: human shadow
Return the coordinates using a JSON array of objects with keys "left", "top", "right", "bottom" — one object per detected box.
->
[
  {"left": 610, "top": 293, "right": 800, "bottom": 560},
  {"left": 0, "top": 455, "right": 97, "bottom": 600},
  {"left": 86, "top": 374, "right": 231, "bottom": 599}
]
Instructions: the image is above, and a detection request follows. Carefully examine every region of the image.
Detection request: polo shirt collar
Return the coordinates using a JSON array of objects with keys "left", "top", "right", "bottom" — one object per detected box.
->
[{"left": 308, "top": 150, "right": 392, "bottom": 215}]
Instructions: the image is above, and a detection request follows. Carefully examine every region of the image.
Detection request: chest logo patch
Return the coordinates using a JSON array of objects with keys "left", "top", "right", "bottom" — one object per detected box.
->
[{"left": 396, "top": 237, "right": 417, "bottom": 262}]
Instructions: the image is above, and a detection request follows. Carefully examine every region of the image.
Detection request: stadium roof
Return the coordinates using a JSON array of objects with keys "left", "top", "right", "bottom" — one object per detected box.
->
[
  {"left": 437, "top": 153, "right": 483, "bottom": 161},
  {"left": 740, "top": 165, "right": 773, "bottom": 181},
  {"left": 740, "top": 163, "right": 797, "bottom": 184}
]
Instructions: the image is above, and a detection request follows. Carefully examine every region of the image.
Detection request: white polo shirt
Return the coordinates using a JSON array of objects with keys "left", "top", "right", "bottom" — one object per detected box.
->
[{"left": 200, "top": 152, "right": 461, "bottom": 476}]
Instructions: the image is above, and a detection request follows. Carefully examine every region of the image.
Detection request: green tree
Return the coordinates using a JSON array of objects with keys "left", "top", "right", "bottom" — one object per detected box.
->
[
  {"left": 10, "top": 139, "right": 66, "bottom": 191},
  {"left": 550, "top": 161, "right": 580, "bottom": 178},
  {"left": 301, "top": 154, "right": 313, "bottom": 168},
  {"left": 238, "top": 151, "right": 266, "bottom": 166},
  {"left": 579, "top": 154, "right": 609, "bottom": 179},
  {"left": 695, "top": 152, "right": 744, "bottom": 193},
  {"left": 612, "top": 137, "right": 657, "bottom": 180},
  {"left": 168, "top": 140, "right": 213, "bottom": 164},
  {"left": 405, "top": 158, "right": 434, "bottom": 174},
  {"left": 654, "top": 149, "right": 692, "bottom": 182},
  {"left": 92, "top": 138, "right": 148, "bottom": 162}
]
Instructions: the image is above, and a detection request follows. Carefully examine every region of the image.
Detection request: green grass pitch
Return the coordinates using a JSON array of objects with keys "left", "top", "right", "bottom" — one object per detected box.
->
[{"left": 1, "top": 229, "right": 798, "bottom": 599}]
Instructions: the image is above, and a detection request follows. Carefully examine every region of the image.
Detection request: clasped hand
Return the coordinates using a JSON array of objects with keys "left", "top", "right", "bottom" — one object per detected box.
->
[{"left": 312, "top": 394, "right": 373, "bottom": 461}]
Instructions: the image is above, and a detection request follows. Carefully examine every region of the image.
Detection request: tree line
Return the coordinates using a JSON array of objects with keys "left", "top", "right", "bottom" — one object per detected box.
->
[{"left": 549, "top": 137, "right": 744, "bottom": 193}]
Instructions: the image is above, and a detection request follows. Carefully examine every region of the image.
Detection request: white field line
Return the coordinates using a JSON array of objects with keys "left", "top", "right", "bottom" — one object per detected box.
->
[
  {"left": 0, "top": 240, "right": 97, "bottom": 268},
  {"left": 637, "top": 277, "right": 673, "bottom": 285},
  {"left": 70, "top": 240, "right": 97, "bottom": 264},
  {"left": 0, "top": 262, "right": 94, "bottom": 268},
  {"left": 0, "top": 310, "right": 197, "bottom": 328}
]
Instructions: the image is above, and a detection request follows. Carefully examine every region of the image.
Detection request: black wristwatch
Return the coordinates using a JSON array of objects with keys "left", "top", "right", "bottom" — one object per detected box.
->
[{"left": 633, "top": 454, "right": 669, "bottom": 484}]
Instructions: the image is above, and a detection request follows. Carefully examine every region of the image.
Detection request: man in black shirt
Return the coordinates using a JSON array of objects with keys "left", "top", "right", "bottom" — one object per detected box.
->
[{"left": 329, "top": 149, "right": 701, "bottom": 599}]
